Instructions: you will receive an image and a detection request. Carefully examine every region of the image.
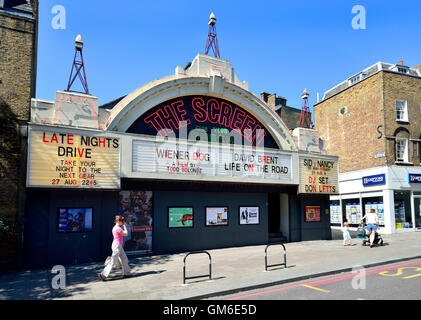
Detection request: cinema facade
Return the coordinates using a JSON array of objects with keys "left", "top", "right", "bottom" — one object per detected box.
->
[{"left": 24, "top": 54, "right": 338, "bottom": 268}]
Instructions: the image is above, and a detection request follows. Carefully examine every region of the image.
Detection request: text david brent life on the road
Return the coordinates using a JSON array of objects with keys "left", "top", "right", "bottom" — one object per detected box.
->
[
  {"left": 133, "top": 140, "right": 292, "bottom": 179},
  {"left": 28, "top": 130, "right": 120, "bottom": 189}
]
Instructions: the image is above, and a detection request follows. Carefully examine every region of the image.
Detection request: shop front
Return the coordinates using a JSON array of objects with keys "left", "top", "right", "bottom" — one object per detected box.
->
[
  {"left": 23, "top": 54, "right": 338, "bottom": 268},
  {"left": 330, "top": 166, "right": 421, "bottom": 234}
]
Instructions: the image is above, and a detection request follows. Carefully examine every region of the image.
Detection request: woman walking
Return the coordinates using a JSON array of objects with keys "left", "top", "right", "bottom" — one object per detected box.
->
[
  {"left": 360, "top": 208, "right": 379, "bottom": 248},
  {"left": 99, "top": 215, "right": 131, "bottom": 280}
]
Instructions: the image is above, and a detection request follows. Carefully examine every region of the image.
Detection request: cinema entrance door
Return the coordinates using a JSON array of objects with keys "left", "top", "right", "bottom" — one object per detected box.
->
[{"left": 268, "top": 192, "right": 290, "bottom": 242}]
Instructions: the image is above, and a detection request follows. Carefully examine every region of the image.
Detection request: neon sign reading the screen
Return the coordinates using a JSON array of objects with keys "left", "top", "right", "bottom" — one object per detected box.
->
[{"left": 143, "top": 97, "right": 266, "bottom": 146}]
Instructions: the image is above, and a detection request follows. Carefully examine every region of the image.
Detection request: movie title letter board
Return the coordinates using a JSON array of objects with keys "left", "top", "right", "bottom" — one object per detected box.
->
[
  {"left": 27, "top": 128, "right": 120, "bottom": 189},
  {"left": 299, "top": 156, "right": 338, "bottom": 194},
  {"left": 132, "top": 140, "right": 292, "bottom": 182}
]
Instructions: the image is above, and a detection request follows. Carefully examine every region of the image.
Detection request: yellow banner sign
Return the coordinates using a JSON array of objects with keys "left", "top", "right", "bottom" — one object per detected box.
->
[
  {"left": 299, "top": 157, "right": 338, "bottom": 194},
  {"left": 27, "top": 129, "right": 120, "bottom": 189}
]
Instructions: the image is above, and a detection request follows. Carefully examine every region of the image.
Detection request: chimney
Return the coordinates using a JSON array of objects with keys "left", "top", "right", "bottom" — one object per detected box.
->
[
  {"left": 260, "top": 92, "right": 270, "bottom": 103},
  {"left": 398, "top": 61, "right": 404, "bottom": 66},
  {"left": 267, "top": 94, "right": 277, "bottom": 109},
  {"left": 261, "top": 92, "right": 287, "bottom": 110}
]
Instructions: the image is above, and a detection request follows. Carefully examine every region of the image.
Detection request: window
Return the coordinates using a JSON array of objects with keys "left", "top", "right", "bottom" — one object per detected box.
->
[
  {"left": 397, "top": 67, "right": 409, "bottom": 74},
  {"left": 348, "top": 74, "right": 361, "bottom": 85},
  {"left": 396, "top": 138, "right": 408, "bottom": 162},
  {"left": 396, "top": 100, "right": 408, "bottom": 121}
]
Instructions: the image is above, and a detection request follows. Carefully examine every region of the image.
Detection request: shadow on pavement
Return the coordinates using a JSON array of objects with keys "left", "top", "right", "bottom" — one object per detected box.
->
[
  {"left": 104, "top": 270, "right": 166, "bottom": 282},
  {"left": 184, "top": 276, "right": 226, "bottom": 285},
  {"left": 0, "top": 254, "right": 174, "bottom": 300}
]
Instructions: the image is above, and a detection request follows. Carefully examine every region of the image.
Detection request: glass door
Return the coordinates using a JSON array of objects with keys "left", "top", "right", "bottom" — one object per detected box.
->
[
  {"left": 394, "top": 191, "right": 413, "bottom": 231},
  {"left": 414, "top": 197, "right": 421, "bottom": 231}
]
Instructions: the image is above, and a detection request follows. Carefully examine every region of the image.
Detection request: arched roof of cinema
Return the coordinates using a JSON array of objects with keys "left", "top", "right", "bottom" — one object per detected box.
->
[{"left": 104, "top": 74, "right": 298, "bottom": 151}]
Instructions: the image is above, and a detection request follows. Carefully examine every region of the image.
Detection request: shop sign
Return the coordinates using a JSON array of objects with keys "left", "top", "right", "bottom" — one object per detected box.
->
[
  {"left": 27, "top": 128, "right": 120, "bottom": 189},
  {"left": 298, "top": 157, "right": 338, "bottom": 194},
  {"left": 408, "top": 174, "right": 421, "bottom": 183},
  {"left": 362, "top": 174, "right": 386, "bottom": 186},
  {"left": 374, "top": 151, "right": 385, "bottom": 159},
  {"left": 132, "top": 140, "right": 292, "bottom": 182}
]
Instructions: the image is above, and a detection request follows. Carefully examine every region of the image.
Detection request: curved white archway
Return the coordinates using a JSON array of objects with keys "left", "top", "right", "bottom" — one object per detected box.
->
[{"left": 105, "top": 74, "right": 297, "bottom": 151}]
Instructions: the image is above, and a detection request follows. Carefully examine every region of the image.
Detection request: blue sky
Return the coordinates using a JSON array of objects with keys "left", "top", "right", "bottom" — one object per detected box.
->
[{"left": 36, "top": 0, "right": 421, "bottom": 114}]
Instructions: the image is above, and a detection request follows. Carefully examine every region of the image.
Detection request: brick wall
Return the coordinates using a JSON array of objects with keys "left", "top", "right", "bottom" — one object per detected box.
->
[
  {"left": 0, "top": 9, "right": 36, "bottom": 213},
  {"left": 277, "top": 106, "right": 305, "bottom": 130},
  {"left": 382, "top": 71, "right": 421, "bottom": 166},
  {"left": 0, "top": 2, "right": 37, "bottom": 270},
  {"left": 314, "top": 72, "right": 386, "bottom": 173},
  {"left": 315, "top": 70, "right": 421, "bottom": 174},
  {"left": 0, "top": 13, "right": 36, "bottom": 120}
]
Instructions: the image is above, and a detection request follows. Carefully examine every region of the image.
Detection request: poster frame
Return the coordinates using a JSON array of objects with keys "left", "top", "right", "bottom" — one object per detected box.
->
[
  {"left": 119, "top": 190, "right": 154, "bottom": 255},
  {"left": 205, "top": 206, "right": 229, "bottom": 227},
  {"left": 305, "top": 206, "right": 321, "bottom": 223},
  {"left": 238, "top": 205, "right": 260, "bottom": 225},
  {"left": 56, "top": 207, "right": 94, "bottom": 234},
  {"left": 167, "top": 206, "right": 194, "bottom": 229}
]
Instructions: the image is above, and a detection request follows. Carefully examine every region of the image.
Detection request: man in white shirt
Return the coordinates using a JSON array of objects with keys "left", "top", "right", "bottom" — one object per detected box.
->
[{"left": 360, "top": 209, "right": 379, "bottom": 248}]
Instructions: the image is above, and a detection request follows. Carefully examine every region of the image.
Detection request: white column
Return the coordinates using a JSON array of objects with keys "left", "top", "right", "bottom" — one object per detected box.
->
[
  {"left": 382, "top": 189, "right": 395, "bottom": 234},
  {"left": 410, "top": 191, "right": 416, "bottom": 231},
  {"left": 339, "top": 194, "right": 343, "bottom": 226}
]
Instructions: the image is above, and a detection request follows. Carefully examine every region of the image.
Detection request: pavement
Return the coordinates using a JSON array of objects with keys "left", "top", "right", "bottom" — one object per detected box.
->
[{"left": 0, "top": 230, "right": 420, "bottom": 300}]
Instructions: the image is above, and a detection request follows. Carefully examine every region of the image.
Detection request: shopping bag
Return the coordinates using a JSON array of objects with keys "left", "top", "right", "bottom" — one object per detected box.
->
[
  {"left": 356, "top": 225, "right": 366, "bottom": 239},
  {"left": 104, "top": 256, "right": 121, "bottom": 268}
]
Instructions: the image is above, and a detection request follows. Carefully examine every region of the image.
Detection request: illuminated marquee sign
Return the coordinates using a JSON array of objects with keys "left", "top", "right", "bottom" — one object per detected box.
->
[
  {"left": 299, "top": 156, "right": 338, "bottom": 194},
  {"left": 27, "top": 128, "right": 120, "bottom": 189},
  {"left": 127, "top": 95, "right": 279, "bottom": 149},
  {"left": 132, "top": 140, "right": 292, "bottom": 182}
]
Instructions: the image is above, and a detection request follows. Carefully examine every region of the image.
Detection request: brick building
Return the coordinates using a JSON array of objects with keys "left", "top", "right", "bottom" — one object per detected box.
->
[
  {"left": 0, "top": 0, "right": 38, "bottom": 270},
  {"left": 314, "top": 61, "right": 421, "bottom": 234}
]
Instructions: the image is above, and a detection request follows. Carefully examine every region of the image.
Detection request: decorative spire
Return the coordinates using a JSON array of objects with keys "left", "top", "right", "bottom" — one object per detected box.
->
[
  {"left": 66, "top": 34, "right": 89, "bottom": 94},
  {"left": 204, "top": 12, "right": 220, "bottom": 58},
  {"left": 298, "top": 88, "right": 314, "bottom": 128}
]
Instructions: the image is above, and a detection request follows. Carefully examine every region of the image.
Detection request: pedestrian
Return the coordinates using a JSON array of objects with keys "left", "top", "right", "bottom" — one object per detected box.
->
[
  {"left": 360, "top": 208, "right": 379, "bottom": 248},
  {"left": 342, "top": 221, "right": 353, "bottom": 246},
  {"left": 99, "top": 215, "right": 132, "bottom": 280}
]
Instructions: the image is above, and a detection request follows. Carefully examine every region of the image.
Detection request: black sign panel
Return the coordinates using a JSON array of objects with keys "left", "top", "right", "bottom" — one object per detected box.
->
[{"left": 127, "top": 95, "right": 279, "bottom": 148}]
